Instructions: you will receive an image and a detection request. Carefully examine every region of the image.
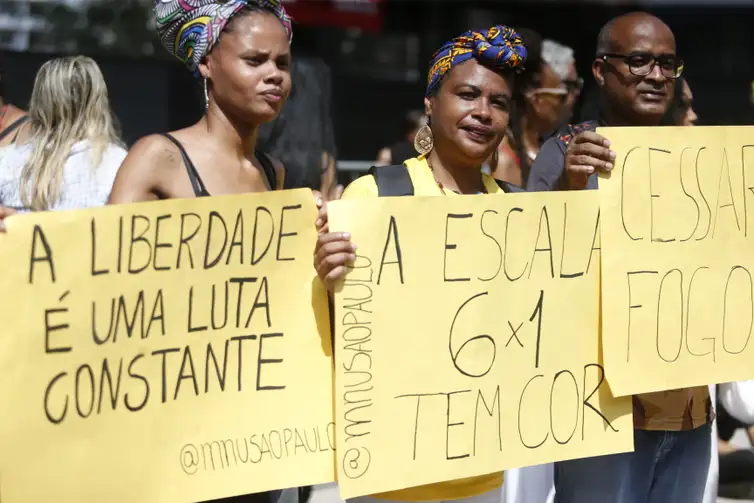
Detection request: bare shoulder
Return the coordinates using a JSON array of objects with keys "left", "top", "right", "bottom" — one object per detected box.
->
[
  {"left": 130, "top": 134, "right": 183, "bottom": 163},
  {"left": 109, "top": 134, "right": 183, "bottom": 203},
  {"left": 120, "top": 134, "right": 186, "bottom": 178}
]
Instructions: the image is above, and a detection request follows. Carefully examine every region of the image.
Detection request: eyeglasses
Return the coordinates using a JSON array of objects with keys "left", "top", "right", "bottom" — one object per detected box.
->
[
  {"left": 599, "top": 52, "right": 684, "bottom": 79},
  {"left": 528, "top": 87, "right": 569, "bottom": 100}
]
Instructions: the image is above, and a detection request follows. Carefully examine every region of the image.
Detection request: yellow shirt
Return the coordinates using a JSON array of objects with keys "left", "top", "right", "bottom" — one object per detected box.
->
[{"left": 340, "top": 155, "right": 504, "bottom": 501}]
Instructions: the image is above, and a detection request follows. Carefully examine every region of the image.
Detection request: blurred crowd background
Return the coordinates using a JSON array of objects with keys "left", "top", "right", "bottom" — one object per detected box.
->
[
  {"left": 2, "top": 0, "right": 753, "bottom": 184},
  {"left": 2, "top": 1, "right": 754, "bottom": 502}
]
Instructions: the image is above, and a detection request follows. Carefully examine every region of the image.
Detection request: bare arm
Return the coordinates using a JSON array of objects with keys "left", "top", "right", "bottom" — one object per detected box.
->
[
  {"left": 0, "top": 205, "right": 16, "bottom": 232},
  {"left": 320, "top": 152, "right": 343, "bottom": 201},
  {"left": 718, "top": 438, "right": 737, "bottom": 455},
  {"left": 375, "top": 147, "right": 392, "bottom": 166},
  {"left": 108, "top": 135, "right": 179, "bottom": 204}
]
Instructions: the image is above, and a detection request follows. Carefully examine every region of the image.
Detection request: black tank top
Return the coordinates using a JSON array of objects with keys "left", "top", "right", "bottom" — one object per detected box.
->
[{"left": 160, "top": 133, "right": 277, "bottom": 197}]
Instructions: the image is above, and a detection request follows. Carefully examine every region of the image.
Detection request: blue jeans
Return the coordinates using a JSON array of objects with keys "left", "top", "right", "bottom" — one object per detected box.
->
[{"left": 554, "top": 424, "right": 711, "bottom": 503}]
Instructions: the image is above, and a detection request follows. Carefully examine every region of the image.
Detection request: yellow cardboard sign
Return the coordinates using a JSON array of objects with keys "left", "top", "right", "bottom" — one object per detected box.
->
[
  {"left": 599, "top": 126, "right": 754, "bottom": 396},
  {"left": 329, "top": 192, "right": 633, "bottom": 499},
  {"left": 0, "top": 189, "right": 335, "bottom": 503}
]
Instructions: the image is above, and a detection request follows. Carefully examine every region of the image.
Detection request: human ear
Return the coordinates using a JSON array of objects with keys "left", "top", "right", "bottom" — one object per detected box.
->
[{"left": 592, "top": 59, "right": 605, "bottom": 87}]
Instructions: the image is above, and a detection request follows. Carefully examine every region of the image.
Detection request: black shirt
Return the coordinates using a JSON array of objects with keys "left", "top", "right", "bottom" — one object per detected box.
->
[{"left": 526, "top": 120, "right": 601, "bottom": 192}]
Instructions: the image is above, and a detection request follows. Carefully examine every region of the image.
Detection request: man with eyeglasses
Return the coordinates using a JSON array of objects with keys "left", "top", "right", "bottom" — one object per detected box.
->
[{"left": 526, "top": 11, "right": 714, "bottom": 503}]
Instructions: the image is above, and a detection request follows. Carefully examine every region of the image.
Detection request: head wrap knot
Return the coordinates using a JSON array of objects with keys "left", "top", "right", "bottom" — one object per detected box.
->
[
  {"left": 426, "top": 25, "right": 527, "bottom": 97},
  {"left": 154, "top": 0, "right": 292, "bottom": 75}
]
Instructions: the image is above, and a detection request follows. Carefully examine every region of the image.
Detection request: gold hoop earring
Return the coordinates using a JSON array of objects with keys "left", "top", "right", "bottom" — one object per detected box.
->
[{"left": 414, "top": 124, "right": 433, "bottom": 155}]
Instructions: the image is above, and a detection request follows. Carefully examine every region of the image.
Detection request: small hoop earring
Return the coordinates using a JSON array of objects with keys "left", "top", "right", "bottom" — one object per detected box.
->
[
  {"left": 414, "top": 124, "right": 433, "bottom": 156},
  {"left": 203, "top": 78, "right": 209, "bottom": 110}
]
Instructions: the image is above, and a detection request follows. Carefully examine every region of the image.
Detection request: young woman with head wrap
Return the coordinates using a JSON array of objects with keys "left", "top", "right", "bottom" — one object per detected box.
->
[
  {"left": 109, "top": 3, "right": 322, "bottom": 501},
  {"left": 109, "top": 0, "right": 314, "bottom": 206},
  {"left": 313, "top": 26, "right": 526, "bottom": 503}
]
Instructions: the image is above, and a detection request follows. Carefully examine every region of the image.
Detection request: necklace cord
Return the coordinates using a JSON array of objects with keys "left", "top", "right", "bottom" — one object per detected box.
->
[{"left": 426, "top": 157, "right": 487, "bottom": 195}]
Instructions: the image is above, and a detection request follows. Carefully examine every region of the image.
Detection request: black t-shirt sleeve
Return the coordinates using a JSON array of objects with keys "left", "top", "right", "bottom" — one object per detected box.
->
[{"left": 526, "top": 136, "right": 567, "bottom": 192}]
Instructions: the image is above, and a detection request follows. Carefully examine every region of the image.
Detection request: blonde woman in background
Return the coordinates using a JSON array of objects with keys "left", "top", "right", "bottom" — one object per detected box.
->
[{"left": 0, "top": 55, "right": 125, "bottom": 228}]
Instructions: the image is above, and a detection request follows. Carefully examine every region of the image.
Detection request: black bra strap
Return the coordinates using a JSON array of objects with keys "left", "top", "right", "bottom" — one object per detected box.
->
[
  {"left": 256, "top": 151, "right": 277, "bottom": 190},
  {"left": 160, "top": 133, "right": 210, "bottom": 197},
  {"left": 0, "top": 116, "right": 29, "bottom": 143}
]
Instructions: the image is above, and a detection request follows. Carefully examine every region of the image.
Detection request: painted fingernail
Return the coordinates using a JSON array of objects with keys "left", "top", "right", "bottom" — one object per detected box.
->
[
  {"left": 609, "top": 150, "right": 617, "bottom": 160},
  {"left": 351, "top": 243, "right": 358, "bottom": 251},
  {"left": 341, "top": 232, "right": 351, "bottom": 239},
  {"left": 315, "top": 218, "right": 323, "bottom": 226},
  {"left": 316, "top": 198, "right": 323, "bottom": 206},
  {"left": 349, "top": 254, "right": 356, "bottom": 261},
  {"left": 606, "top": 162, "right": 614, "bottom": 170}
]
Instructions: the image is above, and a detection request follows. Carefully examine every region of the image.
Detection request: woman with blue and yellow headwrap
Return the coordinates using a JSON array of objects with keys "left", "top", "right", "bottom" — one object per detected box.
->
[
  {"left": 109, "top": 0, "right": 297, "bottom": 204},
  {"left": 314, "top": 25, "right": 527, "bottom": 503}
]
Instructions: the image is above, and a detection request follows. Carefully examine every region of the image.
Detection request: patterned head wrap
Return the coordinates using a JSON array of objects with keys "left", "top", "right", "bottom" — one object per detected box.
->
[
  {"left": 426, "top": 26, "right": 527, "bottom": 97},
  {"left": 154, "top": 0, "right": 292, "bottom": 75}
]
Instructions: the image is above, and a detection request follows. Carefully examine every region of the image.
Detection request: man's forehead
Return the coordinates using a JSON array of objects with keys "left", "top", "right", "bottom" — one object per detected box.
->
[{"left": 611, "top": 19, "right": 676, "bottom": 53}]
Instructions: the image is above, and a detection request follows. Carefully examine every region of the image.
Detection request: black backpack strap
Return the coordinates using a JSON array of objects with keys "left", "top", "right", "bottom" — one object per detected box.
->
[
  {"left": 368, "top": 164, "right": 414, "bottom": 197},
  {"left": 0, "top": 115, "right": 29, "bottom": 142},
  {"left": 494, "top": 179, "right": 525, "bottom": 193}
]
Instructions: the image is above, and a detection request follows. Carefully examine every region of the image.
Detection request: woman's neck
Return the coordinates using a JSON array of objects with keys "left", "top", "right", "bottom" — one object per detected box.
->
[
  {"left": 203, "top": 105, "right": 259, "bottom": 158},
  {"left": 426, "top": 147, "right": 484, "bottom": 195}
]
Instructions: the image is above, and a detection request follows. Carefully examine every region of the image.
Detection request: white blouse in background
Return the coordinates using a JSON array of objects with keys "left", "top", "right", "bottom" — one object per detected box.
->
[{"left": 0, "top": 140, "right": 126, "bottom": 211}]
